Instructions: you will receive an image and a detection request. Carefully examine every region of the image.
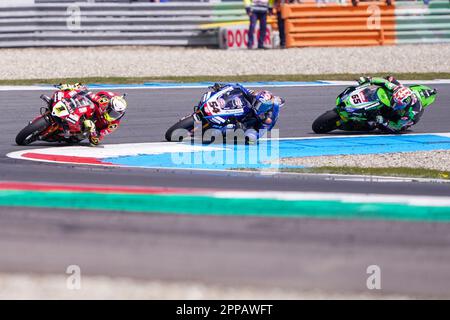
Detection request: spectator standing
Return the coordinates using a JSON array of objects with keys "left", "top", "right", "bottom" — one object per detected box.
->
[
  {"left": 244, "top": 0, "right": 275, "bottom": 49},
  {"left": 274, "top": 0, "right": 287, "bottom": 48}
]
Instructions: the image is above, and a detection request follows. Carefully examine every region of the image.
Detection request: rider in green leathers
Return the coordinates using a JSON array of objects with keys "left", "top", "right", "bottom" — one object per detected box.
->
[{"left": 357, "top": 75, "right": 424, "bottom": 133}]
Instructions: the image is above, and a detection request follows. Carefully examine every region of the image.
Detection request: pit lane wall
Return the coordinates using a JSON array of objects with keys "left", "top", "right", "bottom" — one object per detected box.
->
[
  {"left": 282, "top": 1, "right": 450, "bottom": 47},
  {"left": 0, "top": 1, "right": 448, "bottom": 48}
]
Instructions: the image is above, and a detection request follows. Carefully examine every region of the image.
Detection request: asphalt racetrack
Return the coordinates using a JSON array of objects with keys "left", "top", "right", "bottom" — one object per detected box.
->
[{"left": 1, "top": 84, "right": 450, "bottom": 297}]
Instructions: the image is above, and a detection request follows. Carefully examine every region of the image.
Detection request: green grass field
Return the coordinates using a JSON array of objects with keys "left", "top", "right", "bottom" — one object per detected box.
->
[
  {"left": 282, "top": 166, "right": 450, "bottom": 180},
  {"left": 2, "top": 73, "right": 449, "bottom": 85}
]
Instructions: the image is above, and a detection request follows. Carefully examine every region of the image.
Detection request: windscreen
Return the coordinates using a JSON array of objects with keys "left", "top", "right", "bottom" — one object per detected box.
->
[
  {"left": 65, "top": 91, "right": 93, "bottom": 112},
  {"left": 220, "top": 89, "right": 248, "bottom": 110}
]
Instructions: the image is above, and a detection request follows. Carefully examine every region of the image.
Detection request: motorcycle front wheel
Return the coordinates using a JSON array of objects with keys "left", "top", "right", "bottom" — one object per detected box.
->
[
  {"left": 15, "top": 116, "right": 50, "bottom": 146},
  {"left": 312, "top": 110, "right": 341, "bottom": 134},
  {"left": 165, "top": 115, "right": 195, "bottom": 142}
]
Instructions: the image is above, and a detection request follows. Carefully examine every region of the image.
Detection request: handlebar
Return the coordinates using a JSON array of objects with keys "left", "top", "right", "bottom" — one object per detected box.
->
[{"left": 40, "top": 94, "right": 51, "bottom": 105}]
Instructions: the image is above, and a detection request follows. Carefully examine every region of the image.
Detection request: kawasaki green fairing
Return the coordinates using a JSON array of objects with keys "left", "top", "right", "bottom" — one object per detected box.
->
[
  {"left": 335, "top": 84, "right": 437, "bottom": 123},
  {"left": 335, "top": 84, "right": 389, "bottom": 122},
  {"left": 313, "top": 82, "right": 438, "bottom": 134},
  {"left": 408, "top": 84, "right": 437, "bottom": 109}
]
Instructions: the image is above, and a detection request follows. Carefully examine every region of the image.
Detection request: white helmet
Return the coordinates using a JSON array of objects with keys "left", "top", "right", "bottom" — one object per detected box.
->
[{"left": 105, "top": 96, "right": 127, "bottom": 121}]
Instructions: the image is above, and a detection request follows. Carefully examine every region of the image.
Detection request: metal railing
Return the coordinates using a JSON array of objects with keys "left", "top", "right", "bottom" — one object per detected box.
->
[{"left": 0, "top": 2, "right": 246, "bottom": 47}]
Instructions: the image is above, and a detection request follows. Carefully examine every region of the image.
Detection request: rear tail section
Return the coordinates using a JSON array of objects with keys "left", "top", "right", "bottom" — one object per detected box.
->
[{"left": 409, "top": 85, "right": 437, "bottom": 108}]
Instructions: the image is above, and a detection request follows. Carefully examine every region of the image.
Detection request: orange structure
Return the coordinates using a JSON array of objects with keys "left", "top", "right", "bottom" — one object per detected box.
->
[{"left": 281, "top": 2, "right": 396, "bottom": 47}]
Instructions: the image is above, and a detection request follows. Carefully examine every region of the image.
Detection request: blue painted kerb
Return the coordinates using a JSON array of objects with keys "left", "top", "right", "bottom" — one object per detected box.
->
[{"left": 103, "top": 134, "right": 450, "bottom": 170}]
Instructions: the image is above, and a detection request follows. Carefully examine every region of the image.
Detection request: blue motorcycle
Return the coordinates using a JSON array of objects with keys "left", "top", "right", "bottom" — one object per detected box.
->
[{"left": 165, "top": 84, "right": 282, "bottom": 143}]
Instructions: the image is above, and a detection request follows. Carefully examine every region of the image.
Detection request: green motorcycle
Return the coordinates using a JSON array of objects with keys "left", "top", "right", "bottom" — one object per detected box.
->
[{"left": 312, "top": 83, "right": 437, "bottom": 134}]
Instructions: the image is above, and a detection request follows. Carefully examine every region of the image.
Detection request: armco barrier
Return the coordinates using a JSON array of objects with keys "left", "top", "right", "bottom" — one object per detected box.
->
[
  {"left": 281, "top": 2, "right": 397, "bottom": 47},
  {"left": 0, "top": 2, "right": 247, "bottom": 47}
]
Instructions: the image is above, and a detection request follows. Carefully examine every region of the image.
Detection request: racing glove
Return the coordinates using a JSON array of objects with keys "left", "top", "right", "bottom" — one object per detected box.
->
[
  {"left": 357, "top": 76, "right": 372, "bottom": 85},
  {"left": 210, "top": 83, "right": 225, "bottom": 92},
  {"left": 57, "top": 83, "right": 77, "bottom": 91},
  {"left": 385, "top": 75, "right": 400, "bottom": 85}
]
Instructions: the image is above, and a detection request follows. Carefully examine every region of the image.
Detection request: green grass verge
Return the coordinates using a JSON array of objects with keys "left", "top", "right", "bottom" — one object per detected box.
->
[
  {"left": 282, "top": 166, "right": 450, "bottom": 180},
  {"left": 1, "top": 73, "right": 449, "bottom": 85}
]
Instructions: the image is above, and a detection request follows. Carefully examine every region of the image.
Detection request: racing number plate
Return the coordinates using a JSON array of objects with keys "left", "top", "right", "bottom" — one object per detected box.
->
[
  {"left": 350, "top": 92, "right": 368, "bottom": 105},
  {"left": 208, "top": 101, "right": 221, "bottom": 114}
]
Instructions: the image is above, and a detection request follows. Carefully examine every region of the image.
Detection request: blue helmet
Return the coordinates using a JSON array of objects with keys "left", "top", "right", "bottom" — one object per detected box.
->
[{"left": 253, "top": 90, "right": 281, "bottom": 115}]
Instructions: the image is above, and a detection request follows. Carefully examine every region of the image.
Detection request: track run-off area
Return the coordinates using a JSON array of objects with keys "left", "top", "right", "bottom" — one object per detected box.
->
[{"left": 1, "top": 81, "right": 450, "bottom": 297}]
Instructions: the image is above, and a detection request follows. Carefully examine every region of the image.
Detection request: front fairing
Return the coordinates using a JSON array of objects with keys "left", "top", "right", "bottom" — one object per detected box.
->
[
  {"left": 336, "top": 85, "right": 385, "bottom": 122},
  {"left": 197, "top": 86, "right": 252, "bottom": 124},
  {"left": 51, "top": 90, "right": 93, "bottom": 118}
]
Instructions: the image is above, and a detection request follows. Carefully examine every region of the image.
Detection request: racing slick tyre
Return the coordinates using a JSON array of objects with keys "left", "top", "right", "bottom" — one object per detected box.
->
[
  {"left": 312, "top": 110, "right": 340, "bottom": 134},
  {"left": 15, "top": 116, "right": 49, "bottom": 146},
  {"left": 165, "top": 115, "right": 195, "bottom": 142}
]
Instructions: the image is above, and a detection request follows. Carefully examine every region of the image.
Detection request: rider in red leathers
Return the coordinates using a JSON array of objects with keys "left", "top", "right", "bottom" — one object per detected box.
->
[{"left": 52, "top": 83, "right": 127, "bottom": 146}]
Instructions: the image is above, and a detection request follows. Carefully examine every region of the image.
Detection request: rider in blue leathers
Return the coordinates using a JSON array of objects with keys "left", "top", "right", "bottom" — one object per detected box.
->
[{"left": 209, "top": 83, "right": 284, "bottom": 142}]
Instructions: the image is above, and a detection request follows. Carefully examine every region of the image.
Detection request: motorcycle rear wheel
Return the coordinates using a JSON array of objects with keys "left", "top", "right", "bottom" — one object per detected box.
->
[
  {"left": 165, "top": 115, "right": 195, "bottom": 142},
  {"left": 312, "top": 110, "right": 341, "bottom": 134},
  {"left": 15, "top": 116, "right": 49, "bottom": 145}
]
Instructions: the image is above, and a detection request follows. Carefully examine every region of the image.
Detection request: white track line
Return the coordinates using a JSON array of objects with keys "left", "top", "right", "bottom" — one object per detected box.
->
[
  {"left": 0, "top": 79, "right": 448, "bottom": 91},
  {"left": 211, "top": 190, "right": 450, "bottom": 207}
]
